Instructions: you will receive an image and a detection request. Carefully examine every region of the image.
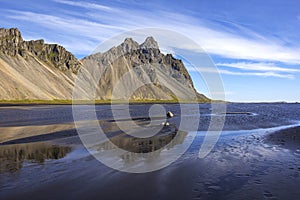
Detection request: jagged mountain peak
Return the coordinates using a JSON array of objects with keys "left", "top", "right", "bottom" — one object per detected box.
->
[
  {"left": 0, "top": 28, "right": 23, "bottom": 49},
  {"left": 0, "top": 27, "right": 81, "bottom": 74},
  {"left": 0, "top": 28, "right": 22, "bottom": 38},
  {"left": 94, "top": 37, "right": 161, "bottom": 63},
  {"left": 121, "top": 37, "right": 139, "bottom": 52},
  {"left": 123, "top": 37, "right": 136, "bottom": 44},
  {"left": 140, "top": 36, "right": 159, "bottom": 49},
  {"left": 111, "top": 36, "right": 159, "bottom": 55}
]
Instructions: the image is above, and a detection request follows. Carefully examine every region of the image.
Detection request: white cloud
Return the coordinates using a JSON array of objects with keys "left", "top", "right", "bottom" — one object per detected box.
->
[
  {"left": 6, "top": 10, "right": 127, "bottom": 54},
  {"left": 54, "top": 0, "right": 116, "bottom": 12},
  {"left": 8, "top": 11, "right": 125, "bottom": 37},
  {"left": 179, "top": 25, "right": 300, "bottom": 65},
  {"left": 186, "top": 66, "right": 295, "bottom": 79},
  {"left": 216, "top": 62, "right": 300, "bottom": 72},
  {"left": 218, "top": 69, "right": 294, "bottom": 79},
  {"left": 5, "top": 5, "right": 300, "bottom": 66}
]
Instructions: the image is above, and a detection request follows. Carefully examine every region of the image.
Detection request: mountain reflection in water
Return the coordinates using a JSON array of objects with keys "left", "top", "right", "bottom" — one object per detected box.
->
[
  {"left": 109, "top": 130, "right": 187, "bottom": 153},
  {"left": 96, "top": 119, "right": 188, "bottom": 154},
  {"left": 93, "top": 127, "right": 189, "bottom": 166},
  {"left": 0, "top": 143, "right": 72, "bottom": 173}
]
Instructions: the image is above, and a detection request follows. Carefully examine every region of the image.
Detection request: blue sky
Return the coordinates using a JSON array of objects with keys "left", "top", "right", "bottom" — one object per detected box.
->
[{"left": 0, "top": 0, "right": 299, "bottom": 102}]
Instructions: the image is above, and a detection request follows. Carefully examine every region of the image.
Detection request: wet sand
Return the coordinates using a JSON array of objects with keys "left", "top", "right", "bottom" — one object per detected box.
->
[
  {"left": 264, "top": 126, "right": 300, "bottom": 151},
  {"left": 0, "top": 123, "right": 76, "bottom": 144},
  {"left": 0, "top": 125, "right": 299, "bottom": 199}
]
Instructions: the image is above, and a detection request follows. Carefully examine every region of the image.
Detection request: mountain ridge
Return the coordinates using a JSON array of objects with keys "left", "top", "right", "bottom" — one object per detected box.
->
[
  {"left": 0, "top": 28, "right": 81, "bottom": 73},
  {"left": 0, "top": 27, "right": 209, "bottom": 102}
]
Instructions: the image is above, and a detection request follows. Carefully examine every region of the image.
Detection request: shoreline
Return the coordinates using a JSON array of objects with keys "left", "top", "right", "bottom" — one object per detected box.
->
[
  {"left": 1, "top": 120, "right": 299, "bottom": 147},
  {"left": 0, "top": 101, "right": 296, "bottom": 107},
  {"left": 0, "top": 100, "right": 214, "bottom": 106}
]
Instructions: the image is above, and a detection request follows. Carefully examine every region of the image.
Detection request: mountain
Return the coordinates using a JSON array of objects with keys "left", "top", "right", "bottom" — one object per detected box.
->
[
  {"left": 0, "top": 28, "right": 209, "bottom": 102},
  {"left": 0, "top": 28, "right": 81, "bottom": 100},
  {"left": 81, "top": 37, "right": 209, "bottom": 101}
]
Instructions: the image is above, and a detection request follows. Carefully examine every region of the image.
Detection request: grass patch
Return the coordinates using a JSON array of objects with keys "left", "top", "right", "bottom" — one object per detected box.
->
[{"left": 0, "top": 98, "right": 214, "bottom": 106}]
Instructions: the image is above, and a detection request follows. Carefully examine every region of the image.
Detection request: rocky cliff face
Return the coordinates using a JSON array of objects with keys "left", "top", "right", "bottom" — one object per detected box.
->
[
  {"left": 0, "top": 28, "right": 81, "bottom": 73},
  {"left": 81, "top": 37, "right": 209, "bottom": 101},
  {"left": 0, "top": 28, "right": 80, "bottom": 100}
]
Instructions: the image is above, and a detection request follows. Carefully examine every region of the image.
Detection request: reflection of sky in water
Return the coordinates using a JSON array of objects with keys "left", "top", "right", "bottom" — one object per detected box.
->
[
  {"left": 1, "top": 122, "right": 299, "bottom": 174},
  {"left": 0, "top": 104, "right": 300, "bottom": 173}
]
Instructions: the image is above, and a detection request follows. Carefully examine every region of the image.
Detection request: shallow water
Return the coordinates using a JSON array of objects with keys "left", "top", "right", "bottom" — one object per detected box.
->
[
  {"left": 0, "top": 103, "right": 300, "bottom": 199},
  {"left": 1, "top": 103, "right": 299, "bottom": 128}
]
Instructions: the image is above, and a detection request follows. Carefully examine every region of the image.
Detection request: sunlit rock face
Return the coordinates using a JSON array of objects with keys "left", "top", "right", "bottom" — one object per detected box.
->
[{"left": 81, "top": 37, "right": 209, "bottom": 101}]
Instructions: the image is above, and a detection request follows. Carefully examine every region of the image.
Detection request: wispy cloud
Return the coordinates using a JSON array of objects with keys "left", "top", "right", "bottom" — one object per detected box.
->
[
  {"left": 181, "top": 26, "right": 300, "bottom": 65},
  {"left": 54, "top": 0, "right": 116, "bottom": 12},
  {"left": 5, "top": 10, "right": 127, "bottom": 54},
  {"left": 186, "top": 66, "right": 295, "bottom": 79},
  {"left": 218, "top": 69, "right": 295, "bottom": 79},
  {"left": 7, "top": 10, "right": 124, "bottom": 36},
  {"left": 216, "top": 62, "right": 300, "bottom": 73},
  {"left": 4, "top": 2, "right": 300, "bottom": 66}
]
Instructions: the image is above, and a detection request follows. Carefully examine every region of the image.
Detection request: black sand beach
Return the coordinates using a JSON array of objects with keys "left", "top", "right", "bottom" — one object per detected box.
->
[
  {"left": 264, "top": 126, "right": 300, "bottom": 151},
  {"left": 1, "top": 103, "right": 300, "bottom": 200}
]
